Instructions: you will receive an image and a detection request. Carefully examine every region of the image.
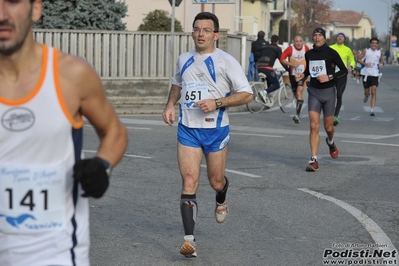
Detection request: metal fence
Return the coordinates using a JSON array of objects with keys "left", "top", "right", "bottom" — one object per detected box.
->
[{"left": 33, "top": 29, "right": 254, "bottom": 80}]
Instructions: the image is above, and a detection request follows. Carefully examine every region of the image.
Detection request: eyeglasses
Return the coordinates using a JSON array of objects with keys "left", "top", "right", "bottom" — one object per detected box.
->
[{"left": 192, "top": 27, "right": 218, "bottom": 34}]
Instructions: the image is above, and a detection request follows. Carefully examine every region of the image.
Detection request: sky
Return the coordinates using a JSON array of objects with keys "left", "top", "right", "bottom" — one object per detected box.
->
[{"left": 332, "top": 0, "right": 398, "bottom": 37}]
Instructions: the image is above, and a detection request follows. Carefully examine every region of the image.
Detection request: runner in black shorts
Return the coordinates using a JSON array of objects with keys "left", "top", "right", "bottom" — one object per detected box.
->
[
  {"left": 357, "top": 38, "right": 384, "bottom": 116},
  {"left": 295, "top": 28, "right": 348, "bottom": 172}
]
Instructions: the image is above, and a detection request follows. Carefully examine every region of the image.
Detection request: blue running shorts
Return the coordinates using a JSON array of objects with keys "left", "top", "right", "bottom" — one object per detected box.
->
[{"left": 177, "top": 124, "right": 230, "bottom": 155}]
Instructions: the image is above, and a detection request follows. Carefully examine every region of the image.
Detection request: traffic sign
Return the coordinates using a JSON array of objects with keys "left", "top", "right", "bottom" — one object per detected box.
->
[
  {"left": 192, "top": 0, "right": 235, "bottom": 4},
  {"left": 168, "top": 0, "right": 183, "bottom": 6}
]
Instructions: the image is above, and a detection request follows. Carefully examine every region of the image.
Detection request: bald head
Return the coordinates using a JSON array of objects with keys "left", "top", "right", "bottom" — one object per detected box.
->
[{"left": 293, "top": 36, "right": 304, "bottom": 50}]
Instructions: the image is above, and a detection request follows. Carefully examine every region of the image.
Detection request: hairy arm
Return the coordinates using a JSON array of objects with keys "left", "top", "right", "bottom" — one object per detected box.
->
[
  {"left": 162, "top": 84, "right": 181, "bottom": 126},
  {"left": 280, "top": 46, "right": 294, "bottom": 67},
  {"left": 193, "top": 91, "right": 252, "bottom": 113},
  {"left": 295, "top": 51, "right": 310, "bottom": 82},
  {"left": 216, "top": 92, "right": 252, "bottom": 107},
  {"left": 357, "top": 49, "right": 367, "bottom": 65}
]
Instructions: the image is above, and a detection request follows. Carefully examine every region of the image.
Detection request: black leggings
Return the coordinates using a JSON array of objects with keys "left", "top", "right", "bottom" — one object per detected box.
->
[
  {"left": 334, "top": 75, "right": 347, "bottom": 117},
  {"left": 258, "top": 68, "right": 280, "bottom": 94}
]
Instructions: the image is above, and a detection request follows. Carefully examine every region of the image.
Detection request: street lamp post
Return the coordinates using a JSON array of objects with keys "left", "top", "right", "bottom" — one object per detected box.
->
[
  {"left": 168, "top": 0, "right": 176, "bottom": 90},
  {"left": 377, "top": 0, "right": 393, "bottom": 62},
  {"left": 287, "top": 0, "right": 291, "bottom": 44}
]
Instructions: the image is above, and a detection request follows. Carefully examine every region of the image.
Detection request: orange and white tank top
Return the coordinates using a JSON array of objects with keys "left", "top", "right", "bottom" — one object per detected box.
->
[
  {"left": 0, "top": 46, "right": 90, "bottom": 266},
  {"left": 290, "top": 45, "right": 307, "bottom": 75}
]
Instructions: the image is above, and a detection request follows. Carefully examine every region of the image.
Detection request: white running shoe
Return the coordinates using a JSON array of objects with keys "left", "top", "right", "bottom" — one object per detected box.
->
[
  {"left": 258, "top": 90, "right": 267, "bottom": 104},
  {"left": 293, "top": 115, "right": 300, "bottom": 124},
  {"left": 215, "top": 201, "right": 229, "bottom": 224},
  {"left": 180, "top": 235, "right": 197, "bottom": 258}
]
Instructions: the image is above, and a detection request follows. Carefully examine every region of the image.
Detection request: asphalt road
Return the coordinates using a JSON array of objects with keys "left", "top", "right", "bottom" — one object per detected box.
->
[{"left": 86, "top": 65, "right": 399, "bottom": 266}]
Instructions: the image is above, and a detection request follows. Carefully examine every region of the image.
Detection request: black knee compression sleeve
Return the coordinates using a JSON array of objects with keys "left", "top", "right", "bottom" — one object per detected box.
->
[
  {"left": 296, "top": 100, "right": 304, "bottom": 115},
  {"left": 216, "top": 177, "right": 229, "bottom": 204},
  {"left": 180, "top": 194, "right": 198, "bottom": 236}
]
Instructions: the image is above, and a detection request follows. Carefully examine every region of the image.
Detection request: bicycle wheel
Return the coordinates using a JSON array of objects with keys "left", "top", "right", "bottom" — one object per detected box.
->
[
  {"left": 246, "top": 82, "right": 267, "bottom": 114},
  {"left": 278, "top": 83, "right": 295, "bottom": 113}
]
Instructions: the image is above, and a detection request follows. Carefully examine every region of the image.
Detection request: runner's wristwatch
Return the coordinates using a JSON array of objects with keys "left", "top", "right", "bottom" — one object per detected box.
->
[
  {"left": 96, "top": 157, "right": 113, "bottom": 177},
  {"left": 215, "top": 99, "right": 222, "bottom": 109}
]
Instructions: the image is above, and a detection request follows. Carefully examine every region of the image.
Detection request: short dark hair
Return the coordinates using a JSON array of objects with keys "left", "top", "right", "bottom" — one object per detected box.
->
[
  {"left": 370, "top": 37, "right": 379, "bottom": 44},
  {"left": 271, "top": 35, "right": 279, "bottom": 44},
  {"left": 257, "top": 31, "right": 265, "bottom": 39},
  {"left": 192, "top": 12, "right": 219, "bottom": 33}
]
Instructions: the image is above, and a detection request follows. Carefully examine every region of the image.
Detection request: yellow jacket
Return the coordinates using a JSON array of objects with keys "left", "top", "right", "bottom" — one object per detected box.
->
[{"left": 330, "top": 43, "right": 356, "bottom": 69}]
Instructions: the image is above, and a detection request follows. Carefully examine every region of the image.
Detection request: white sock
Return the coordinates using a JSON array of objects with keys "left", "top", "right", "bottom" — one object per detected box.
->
[{"left": 327, "top": 139, "right": 334, "bottom": 145}]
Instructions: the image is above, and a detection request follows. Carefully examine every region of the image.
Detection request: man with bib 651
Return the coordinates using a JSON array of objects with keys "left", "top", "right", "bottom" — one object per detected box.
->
[{"left": 162, "top": 12, "right": 252, "bottom": 258}]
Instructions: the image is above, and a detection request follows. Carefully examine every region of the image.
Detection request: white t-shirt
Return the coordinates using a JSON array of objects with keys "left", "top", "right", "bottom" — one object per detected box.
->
[
  {"left": 360, "top": 48, "right": 381, "bottom": 77},
  {"left": 173, "top": 48, "right": 252, "bottom": 128}
]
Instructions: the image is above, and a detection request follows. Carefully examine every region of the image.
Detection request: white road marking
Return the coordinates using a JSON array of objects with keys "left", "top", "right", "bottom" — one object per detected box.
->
[
  {"left": 375, "top": 133, "right": 399, "bottom": 140},
  {"left": 84, "top": 124, "right": 151, "bottom": 130},
  {"left": 298, "top": 188, "right": 397, "bottom": 251},
  {"left": 348, "top": 116, "right": 361, "bottom": 121},
  {"left": 200, "top": 165, "right": 262, "bottom": 178},
  {"left": 83, "top": 150, "right": 153, "bottom": 159},
  {"left": 116, "top": 116, "right": 396, "bottom": 140},
  {"left": 363, "top": 106, "right": 383, "bottom": 113},
  {"left": 123, "top": 154, "right": 154, "bottom": 159},
  {"left": 125, "top": 126, "right": 151, "bottom": 130},
  {"left": 342, "top": 140, "right": 399, "bottom": 147},
  {"left": 119, "top": 118, "right": 167, "bottom": 126},
  {"left": 373, "top": 117, "right": 395, "bottom": 122},
  {"left": 230, "top": 132, "right": 283, "bottom": 138}
]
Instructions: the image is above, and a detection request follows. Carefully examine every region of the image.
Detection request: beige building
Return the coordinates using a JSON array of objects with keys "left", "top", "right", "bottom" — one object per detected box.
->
[
  {"left": 126, "top": 1, "right": 374, "bottom": 42},
  {"left": 326, "top": 10, "right": 375, "bottom": 40},
  {"left": 124, "top": 0, "right": 285, "bottom": 38},
  {"left": 241, "top": 0, "right": 280, "bottom": 37},
  {"left": 124, "top": 0, "right": 240, "bottom": 33}
]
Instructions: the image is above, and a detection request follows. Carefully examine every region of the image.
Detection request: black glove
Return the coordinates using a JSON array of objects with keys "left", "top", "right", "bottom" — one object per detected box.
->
[{"left": 73, "top": 157, "right": 110, "bottom": 199}]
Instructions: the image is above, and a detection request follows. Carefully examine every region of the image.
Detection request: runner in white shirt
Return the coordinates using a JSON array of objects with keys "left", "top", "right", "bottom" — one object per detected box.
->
[
  {"left": 162, "top": 12, "right": 252, "bottom": 259},
  {"left": 0, "top": 1, "right": 127, "bottom": 265},
  {"left": 358, "top": 38, "right": 384, "bottom": 116}
]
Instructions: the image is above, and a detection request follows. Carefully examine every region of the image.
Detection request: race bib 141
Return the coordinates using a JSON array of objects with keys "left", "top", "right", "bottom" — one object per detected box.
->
[{"left": 0, "top": 163, "right": 67, "bottom": 234}]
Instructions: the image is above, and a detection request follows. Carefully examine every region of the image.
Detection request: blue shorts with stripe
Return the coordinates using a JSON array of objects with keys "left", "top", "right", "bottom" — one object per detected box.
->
[{"left": 177, "top": 124, "right": 230, "bottom": 155}]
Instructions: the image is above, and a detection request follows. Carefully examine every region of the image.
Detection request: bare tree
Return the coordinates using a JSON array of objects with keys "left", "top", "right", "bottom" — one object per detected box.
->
[
  {"left": 291, "top": 0, "right": 332, "bottom": 40},
  {"left": 392, "top": 3, "right": 399, "bottom": 38}
]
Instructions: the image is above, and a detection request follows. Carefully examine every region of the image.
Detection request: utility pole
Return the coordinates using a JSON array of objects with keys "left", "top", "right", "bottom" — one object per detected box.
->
[
  {"left": 287, "top": 0, "right": 291, "bottom": 44},
  {"left": 169, "top": 0, "right": 176, "bottom": 90}
]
